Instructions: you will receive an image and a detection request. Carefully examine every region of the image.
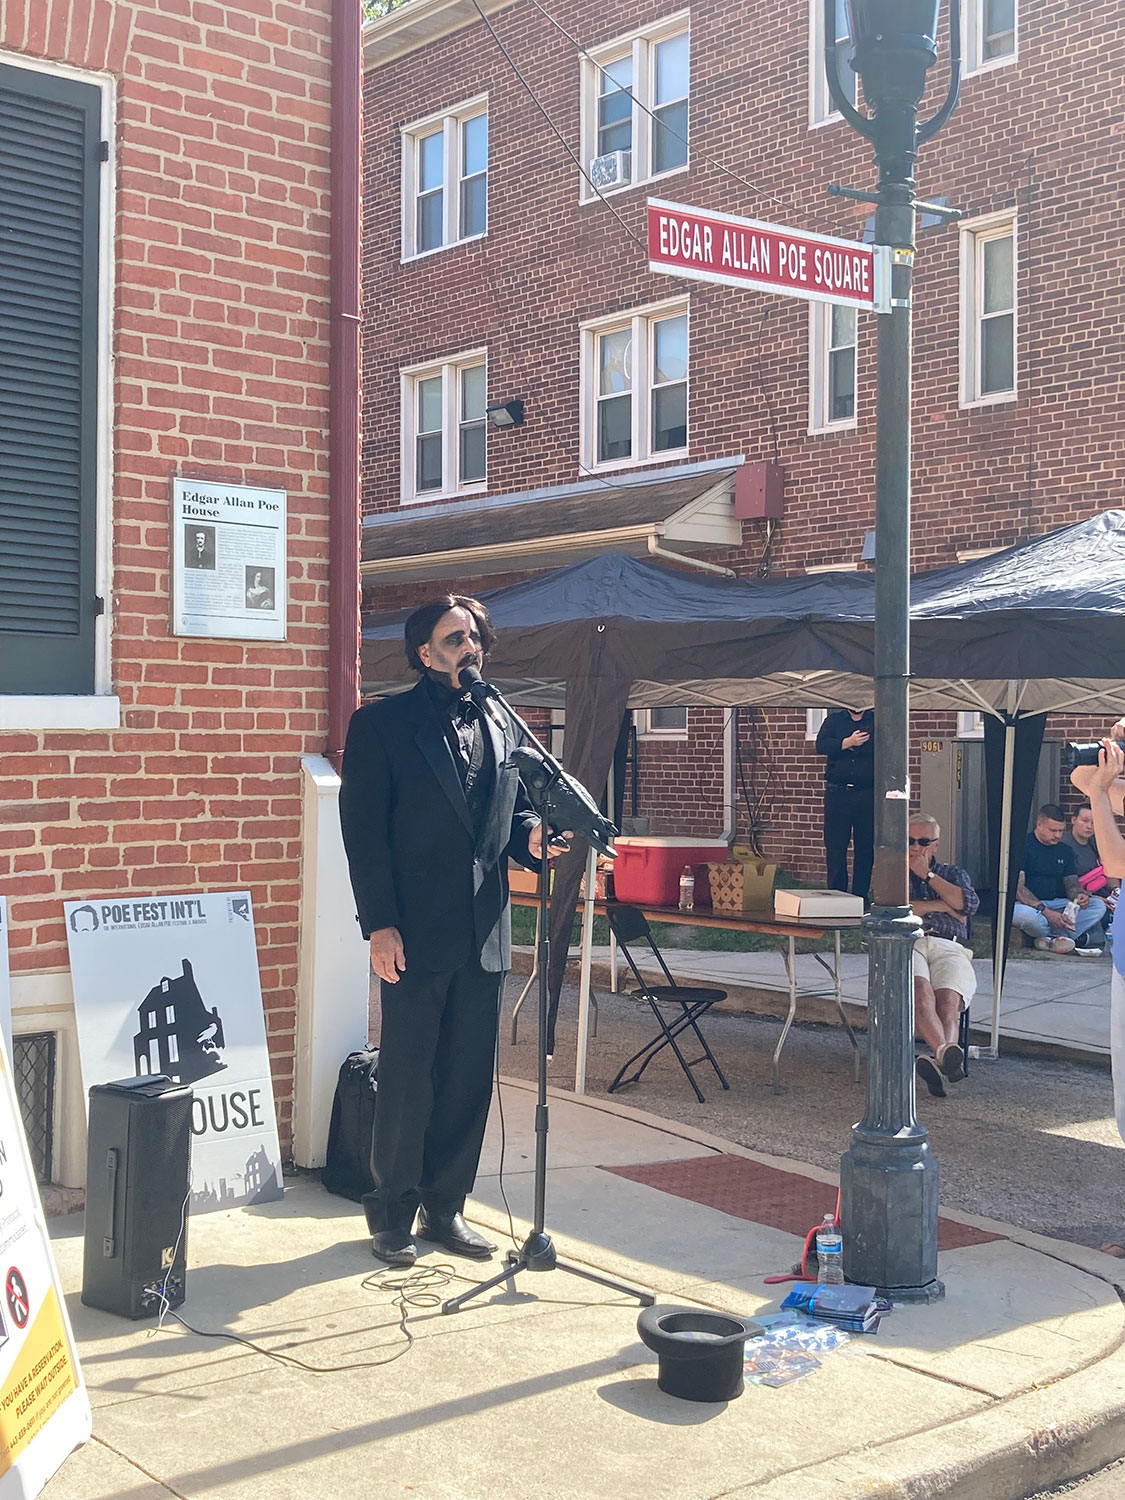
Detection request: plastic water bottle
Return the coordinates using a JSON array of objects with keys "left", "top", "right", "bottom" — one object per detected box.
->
[
  {"left": 815, "top": 1214, "right": 844, "bottom": 1284},
  {"left": 678, "top": 866, "right": 695, "bottom": 912}
]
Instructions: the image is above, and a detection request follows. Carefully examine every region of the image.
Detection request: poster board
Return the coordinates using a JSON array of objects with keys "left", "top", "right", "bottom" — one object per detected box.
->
[
  {"left": 172, "top": 477, "right": 286, "bottom": 640},
  {"left": 65, "top": 891, "right": 284, "bottom": 1214},
  {"left": 0, "top": 901, "right": 9, "bottom": 1066},
  {"left": 0, "top": 1027, "right": 91, "bottom": 1495}
]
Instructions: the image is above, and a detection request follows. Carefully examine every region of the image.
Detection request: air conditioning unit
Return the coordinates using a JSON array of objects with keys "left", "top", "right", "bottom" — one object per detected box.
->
[{"left": 589, "top": 150, "right": 632, "bottom": 189}]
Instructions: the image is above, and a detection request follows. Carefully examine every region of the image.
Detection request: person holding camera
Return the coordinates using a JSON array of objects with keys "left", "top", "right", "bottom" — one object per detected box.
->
[{"left": 1069, "top": 737, "right": 1125, "bottom": 1174}]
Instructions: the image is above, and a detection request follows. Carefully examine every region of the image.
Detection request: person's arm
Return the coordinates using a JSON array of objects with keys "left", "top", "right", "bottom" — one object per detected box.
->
[
  {"left": 815, "top": 712, "right": 847, "bottom": 756},
  {"left": 339, "top": 709, "right": 407, "bottom": 982},
  {"left": 1015, "top": 868, "right": 1068, "bottom": 928},
  {"left": 1071, "top": 741, "right": 1125, "bottom": 879},
  {"left": 926, "top": 868, "right": 965, "bottom": 913}
]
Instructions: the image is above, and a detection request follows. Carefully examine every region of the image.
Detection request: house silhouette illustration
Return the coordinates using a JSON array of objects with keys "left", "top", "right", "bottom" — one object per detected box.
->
[{"left": 134, "top": 958, "right": 226, "bottom": 1085}]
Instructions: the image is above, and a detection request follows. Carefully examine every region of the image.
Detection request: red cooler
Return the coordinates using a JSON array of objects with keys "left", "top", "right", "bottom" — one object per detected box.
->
[{"left": 612, "top": 836, "right": 730, "bottom": 908}]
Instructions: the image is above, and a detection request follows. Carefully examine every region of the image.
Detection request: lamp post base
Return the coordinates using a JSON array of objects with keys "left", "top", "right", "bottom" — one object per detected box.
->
[{"left": 841, "top": 1130, "right": 944, "bottom": 1301}]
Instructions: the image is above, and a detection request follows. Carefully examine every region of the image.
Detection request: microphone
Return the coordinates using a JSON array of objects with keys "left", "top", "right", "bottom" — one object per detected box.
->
[
  {"left": 458, "top": 664, "right": 502, "bottom": 701},
  {"left": 458, "top": 667, "right": 616, "bottom": 857}
]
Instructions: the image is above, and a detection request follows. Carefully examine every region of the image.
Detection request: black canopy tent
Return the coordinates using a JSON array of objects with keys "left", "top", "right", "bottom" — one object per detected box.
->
[{"left": 360, "top": 511, "right": 1125, "bottom": 1059}]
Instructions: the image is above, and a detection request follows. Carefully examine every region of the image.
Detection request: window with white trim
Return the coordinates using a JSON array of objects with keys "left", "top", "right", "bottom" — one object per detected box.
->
[
  {"left": 636, "top": 707, "right": 688, "bottom": 738},
  {"left": 809, "top": 301, "right": 858, "bottom": 431},
  {"left": 964, "top": 0, "right": 1016, "bottom": 73},
  {"left": 960, "top": 214, "right": 1016, "bottom": 406},
  {"left": 580, "top": 15, "right": 689, "bottom": 199},
  {"left": 957, "top": 712, "right": 985, "bottom": 739},
  {"left": 402, "top": 98, "right": 487, "bottom": 259},
  {"left": 809, "top": 0, "right": 856, "bottom": 126},
  {"left": 581, "top": 301, "right": 688, "bottom": 471},
  {"left": 806, "top": 708, "right": 828, "bottom": 740},
  {"left": 401, "top": 352, "right": 487, "bottom": 502}
]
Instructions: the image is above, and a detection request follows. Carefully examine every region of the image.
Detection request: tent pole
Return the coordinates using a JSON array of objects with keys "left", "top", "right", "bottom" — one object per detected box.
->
[
  {"left": 574, "top": 844, "right": 598, "bottom": 1095},
  {"left": 989, "top": 717, "right": 1016, "bottom": 1058}
]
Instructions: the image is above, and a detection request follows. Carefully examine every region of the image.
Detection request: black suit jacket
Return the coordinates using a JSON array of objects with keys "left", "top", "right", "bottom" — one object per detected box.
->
[{"left": 339, "top": 679, "right": 538, "bottom": 974}]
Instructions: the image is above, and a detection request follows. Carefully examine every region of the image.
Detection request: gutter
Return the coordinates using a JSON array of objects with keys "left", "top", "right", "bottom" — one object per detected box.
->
[
  {"left": 361, "top": 523, "right": 737, "bottom": 580},
  {"left": 327, "top": 0, "right": 363, "bottom": 769}
]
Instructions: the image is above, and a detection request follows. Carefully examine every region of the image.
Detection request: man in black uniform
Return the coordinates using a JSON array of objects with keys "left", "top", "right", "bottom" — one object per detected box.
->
[
  {"left": 815, "top": 706, "right": 875, "bottom": 897},
  {"left": 339, "top": 594, "right": 560, "bottom": 1266}
]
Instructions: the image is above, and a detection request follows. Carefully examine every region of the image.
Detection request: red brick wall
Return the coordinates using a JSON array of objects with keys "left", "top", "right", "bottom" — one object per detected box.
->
[
  {"left": 1, "top": 0, "right": 335, "bottom": 1151},
  {"left": 360, "top": 0, "right": 1123, "bottom": 881}
]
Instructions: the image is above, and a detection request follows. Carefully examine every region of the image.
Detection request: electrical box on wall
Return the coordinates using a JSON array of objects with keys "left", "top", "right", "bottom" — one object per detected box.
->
[{"left": 733, "top": 461, "right": 784, "bottom": 519}]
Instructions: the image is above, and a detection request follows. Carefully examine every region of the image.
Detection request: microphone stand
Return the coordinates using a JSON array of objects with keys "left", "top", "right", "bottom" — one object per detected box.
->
[{"left": 442, "top": 683, "right": 652, "bottom": 1316}]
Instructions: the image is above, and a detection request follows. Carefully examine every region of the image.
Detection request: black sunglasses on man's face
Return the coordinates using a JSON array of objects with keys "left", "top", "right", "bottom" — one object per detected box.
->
[{"left": 908, "top": 836, "right": 936, "bottom": 847}]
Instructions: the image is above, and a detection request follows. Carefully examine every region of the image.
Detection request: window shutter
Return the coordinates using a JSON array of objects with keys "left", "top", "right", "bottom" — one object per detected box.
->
[{"left": 0, "top": 63, "right": 101, "bottom": 694}]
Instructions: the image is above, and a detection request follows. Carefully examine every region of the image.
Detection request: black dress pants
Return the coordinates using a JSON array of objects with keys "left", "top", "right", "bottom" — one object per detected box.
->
[
  {"left": 824, "top": 783, "right": 874, "bottom": 897},
  {"left": 361, "top": 956, "right": 503, "bottom": 1236}
]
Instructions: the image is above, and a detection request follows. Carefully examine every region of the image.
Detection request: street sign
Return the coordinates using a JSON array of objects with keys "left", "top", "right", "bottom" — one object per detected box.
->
[{"left": 648, "top": 198, "right": 891, "bottom": 313}]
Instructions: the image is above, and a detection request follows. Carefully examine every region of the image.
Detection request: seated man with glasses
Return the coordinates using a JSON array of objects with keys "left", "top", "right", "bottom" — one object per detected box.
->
[{"left": 908, "top": 814, "right": 981, "bottom": 1098}]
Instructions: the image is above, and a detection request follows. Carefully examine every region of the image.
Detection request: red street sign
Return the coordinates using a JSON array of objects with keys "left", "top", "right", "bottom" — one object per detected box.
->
[{"left": 648, "top": 198, "right": 891, "bottom": 313}]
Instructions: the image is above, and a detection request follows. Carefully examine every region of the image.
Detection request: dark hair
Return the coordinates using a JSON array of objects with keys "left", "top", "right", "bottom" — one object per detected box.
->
[
  {"left": 404, "top": 594, "right": 496, "bottom": 673},
  {"left": 1074, "top": 804, "right": 1092, "bottom": 817},
  {"left": 1037, "top": 803, "right": 1066, "bottom": 823}
]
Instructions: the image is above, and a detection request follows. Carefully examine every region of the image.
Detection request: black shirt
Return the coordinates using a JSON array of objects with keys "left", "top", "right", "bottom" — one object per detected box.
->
[
  {"left": 1021, "top": 832, "right": 1076, "bottom": 903},
  {"left": 815, "top": 709, "right": 875, "bottom": 789}
]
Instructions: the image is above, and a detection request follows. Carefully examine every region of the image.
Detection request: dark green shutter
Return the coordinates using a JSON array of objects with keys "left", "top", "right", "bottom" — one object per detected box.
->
[{"left": 0, "top": 63, "right": 101, "bottom": 694}]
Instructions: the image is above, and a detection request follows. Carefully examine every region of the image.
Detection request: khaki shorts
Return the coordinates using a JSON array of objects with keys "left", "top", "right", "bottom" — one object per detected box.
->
[{"left": 912, "top": 933, "right": 977, "bottom": 1003}]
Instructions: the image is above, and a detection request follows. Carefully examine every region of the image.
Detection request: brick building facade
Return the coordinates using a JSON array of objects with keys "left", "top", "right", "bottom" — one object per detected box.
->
[
  {"left": 360, "top": 0, "right": 1120, "bottom": 885},
  {"left": 0, "top": 0, "right": 358, "bottom": 1186}
]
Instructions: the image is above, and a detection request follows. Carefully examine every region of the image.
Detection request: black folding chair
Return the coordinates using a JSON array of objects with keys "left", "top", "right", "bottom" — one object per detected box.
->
[{"left": 606, "top": 904, "right": 730, "bottom": 1104}]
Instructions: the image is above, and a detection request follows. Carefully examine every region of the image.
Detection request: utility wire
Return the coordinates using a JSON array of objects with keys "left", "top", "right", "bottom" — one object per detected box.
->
[
  {"left": 524, "top": 0, "right": 788, "bottom": 211},
  {"left": 469, "top": 0, "right": 651, "bottom": 258}
]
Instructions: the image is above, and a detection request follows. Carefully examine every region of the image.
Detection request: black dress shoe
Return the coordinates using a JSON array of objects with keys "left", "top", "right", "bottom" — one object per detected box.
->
[
  {"left": 416, "top": 1211, "right": 497, "bottom": 1259},
  {"left": 370, "top": 1229, "right": 417, "bottom": 1266}
]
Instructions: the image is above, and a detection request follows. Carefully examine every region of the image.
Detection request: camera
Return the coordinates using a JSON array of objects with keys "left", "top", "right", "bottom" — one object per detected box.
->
[{"left": 1064, "top": 737, "right": 1125, "bottom": 770}]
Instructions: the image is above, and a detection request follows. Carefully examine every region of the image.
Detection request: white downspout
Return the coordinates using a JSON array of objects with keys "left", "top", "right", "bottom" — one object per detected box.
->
[{"left": 647, "top": 534, "right": 736, "bottom": 578}]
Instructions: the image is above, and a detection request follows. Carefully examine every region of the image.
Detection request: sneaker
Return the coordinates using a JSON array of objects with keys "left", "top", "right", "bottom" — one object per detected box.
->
[
  {"left": 938, "top": 1042, "right": 965, "bottom": 1082},
  {"left": 1033, "top": 936, "right": 1075, "bottom": 954}
]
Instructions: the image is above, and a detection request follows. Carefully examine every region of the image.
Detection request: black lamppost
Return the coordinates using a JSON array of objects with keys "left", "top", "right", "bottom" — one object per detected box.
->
[{"left": 824, "top": 0, "right": 961, "bottom": 1299}]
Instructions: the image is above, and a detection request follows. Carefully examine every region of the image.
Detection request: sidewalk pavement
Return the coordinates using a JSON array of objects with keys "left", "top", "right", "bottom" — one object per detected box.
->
[
  {"left": 533, "top": 941, "right": 1115, "bottom": 1059},
  {"left": 43, "top": 1079, "right": 1125, "bottom": 1500}
]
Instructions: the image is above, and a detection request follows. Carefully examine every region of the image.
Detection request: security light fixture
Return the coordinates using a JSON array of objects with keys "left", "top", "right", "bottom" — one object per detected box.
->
[{"left": 486, "top": 400, "right": 525, "bottom": 428}]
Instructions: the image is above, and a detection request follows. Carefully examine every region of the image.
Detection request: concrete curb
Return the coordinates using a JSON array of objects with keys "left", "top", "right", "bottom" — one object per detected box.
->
[{"left": 492, "top": 1077, "right": 1125, "bottom": 1500}]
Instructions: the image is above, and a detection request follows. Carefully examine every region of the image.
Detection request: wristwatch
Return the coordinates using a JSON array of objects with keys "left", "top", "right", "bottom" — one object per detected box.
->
[{"left": 1035, "top": 902, "right": 1046, "bottom": 913}]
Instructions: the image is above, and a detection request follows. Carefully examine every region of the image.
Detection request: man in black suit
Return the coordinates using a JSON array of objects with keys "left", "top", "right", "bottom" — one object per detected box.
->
[
  {"left": 339, "top": 594, "right": 560, "bottom": 1266},
  {"left": 815, "top": 705, "right": 875, "bottom": 897}
]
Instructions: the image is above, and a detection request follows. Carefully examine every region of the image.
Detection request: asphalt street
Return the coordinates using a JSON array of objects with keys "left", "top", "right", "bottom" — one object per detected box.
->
[{"left": 500, "top": 977, "right": 1125, "bottom": 1253}]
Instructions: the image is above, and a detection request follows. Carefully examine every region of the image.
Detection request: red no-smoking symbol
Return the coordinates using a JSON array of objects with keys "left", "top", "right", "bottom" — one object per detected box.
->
[{"left": 6, "top": 1268, "right": 28, "bottom": 1330}]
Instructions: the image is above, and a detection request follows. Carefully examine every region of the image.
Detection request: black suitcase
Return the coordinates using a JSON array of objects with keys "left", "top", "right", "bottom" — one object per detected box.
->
[{"left": 321, "top": 1047, "right": 378, "bottom": 1201}]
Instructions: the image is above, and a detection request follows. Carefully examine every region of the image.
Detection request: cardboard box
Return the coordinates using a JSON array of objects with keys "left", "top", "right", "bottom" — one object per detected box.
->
[
  {"left": 774, "top": 888, "right": 864, "bottom": 919},
  {"left": 707, "top": 858, "right": 777, "bottom": 913}
]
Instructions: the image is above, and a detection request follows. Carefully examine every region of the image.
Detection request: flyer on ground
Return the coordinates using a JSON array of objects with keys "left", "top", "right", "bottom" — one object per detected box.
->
[
  {"left": 172, "top": 476, "right": 287, "bottom": 641},
  {"left": 0, "top": 1029, "right": 91, "bottom": 1496},
  {"left": 65, "top": 891, "right": 284, "bottom": 1214}
]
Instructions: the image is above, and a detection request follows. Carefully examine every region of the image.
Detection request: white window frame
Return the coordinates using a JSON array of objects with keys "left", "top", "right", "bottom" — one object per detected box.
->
[
  {"left": 957, "top": 712, "right": 985, "bottom": 739},
  {"left": 808, "top": 301, "right": 858, "bottom": 433},
  {"left": 806, "top": 708, "right": 828, "bottom": 740},
  {"left": 401, "top": 94, "right": 488, "bottom": 261},
  {"left": 0, "top": 49, "right": 118, "bottom": 731},
  {"left": 963, "top": 0, "right": 1017, "bottom": 75},
  {"left": 959, "top": 210, "right": 1017, "bottom": 409},
  {"left": 399, "top": 349, "right": 488, "bottom": 505},
  {"left": 808, "top": 0, "right": 856, "bottom": 127},
  {"left": 580, "top": 297, "right": 689, "bottom": 474},
  {"left": 636, "top": 707, "right": 688, "bottom": 739},
  {"left": 579, "top": 13, "right": 690, "bottom": 202}
]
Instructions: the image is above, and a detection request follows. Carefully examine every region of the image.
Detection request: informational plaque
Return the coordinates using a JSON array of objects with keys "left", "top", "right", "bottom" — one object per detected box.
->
[
  {"left": 65, "top": 891, "right": 284, "bottom": 1215},
  {"left": 172, "top": 477, "right": 286, "bottom": 640}
]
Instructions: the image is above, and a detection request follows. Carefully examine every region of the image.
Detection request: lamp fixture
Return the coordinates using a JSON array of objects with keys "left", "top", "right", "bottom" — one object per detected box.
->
[{"left": 486, "top": 399, "right": 525, "bottom": 428}]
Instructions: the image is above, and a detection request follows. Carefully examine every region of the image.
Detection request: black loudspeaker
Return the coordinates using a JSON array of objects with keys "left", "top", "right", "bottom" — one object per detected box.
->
[{"left": 82, "top": 1075, "right": 193, "bottom": 1319}]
